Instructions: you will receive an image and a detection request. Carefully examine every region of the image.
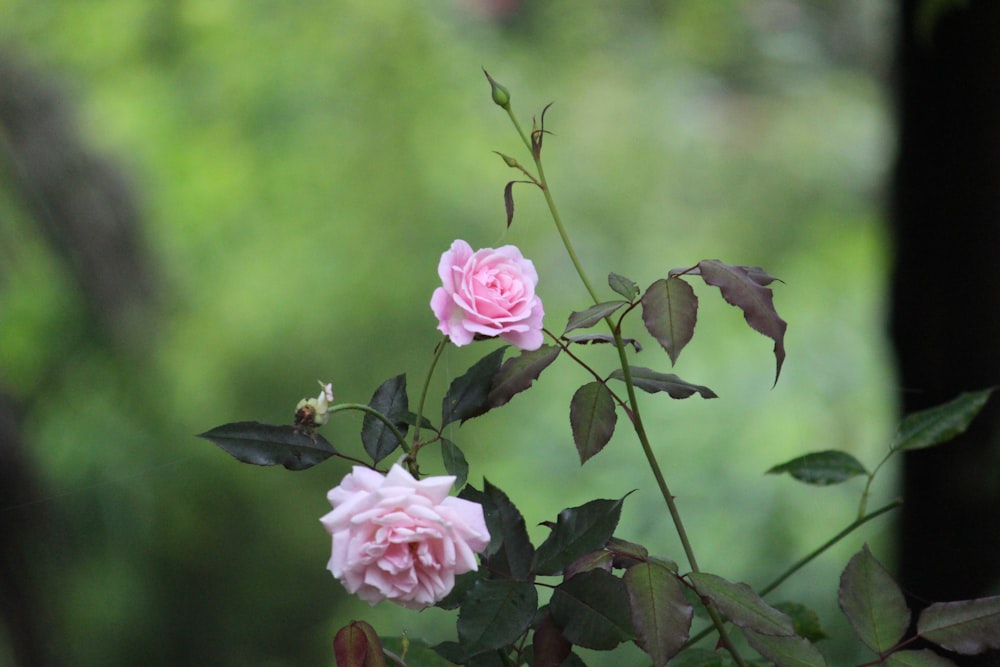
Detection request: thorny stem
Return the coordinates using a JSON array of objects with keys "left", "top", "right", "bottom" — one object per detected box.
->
[{"left": 503, "top": 99, "right": 747, "bottom": 667}]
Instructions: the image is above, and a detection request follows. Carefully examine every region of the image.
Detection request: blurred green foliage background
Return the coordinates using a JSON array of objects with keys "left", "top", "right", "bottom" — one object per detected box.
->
[{"left": 1, "top": 1, "right": 897, "bottom": 664}]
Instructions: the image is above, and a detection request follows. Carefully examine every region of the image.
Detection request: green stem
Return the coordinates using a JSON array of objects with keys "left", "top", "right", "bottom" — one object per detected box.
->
[
  {"left": 685, "top": 499, "right": 903, "bottom": 649},
  {"left": 329, "top": 404, "right": 409, "bottom": 453},
  {"left": 504, "top": 106, "right": 600, "bottom": 304},
  {"left": 503, "top": 101, "right": 745, "bottom": 667},
  {"left": 413, "top": 336, "right": 448, "bottom": 449},
  {"left": 858, "top": 451, "right": 894, "bottom": 520},
  {"left": 759, "top": 499, "right": 902, "bottom": 597}
]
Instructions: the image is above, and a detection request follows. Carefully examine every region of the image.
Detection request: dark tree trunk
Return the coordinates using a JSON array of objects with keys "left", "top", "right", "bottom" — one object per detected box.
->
[
  {"left": 890, "top": 0, "right": 1000, "bottom": 662},
  {"left": 0, "top": 49, "right": 158, "bottom": 666}
]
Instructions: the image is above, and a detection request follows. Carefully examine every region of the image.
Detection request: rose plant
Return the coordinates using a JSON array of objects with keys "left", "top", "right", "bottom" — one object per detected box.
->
[{"left": 199, "top": 72, "right": 999, "bottom": 666}]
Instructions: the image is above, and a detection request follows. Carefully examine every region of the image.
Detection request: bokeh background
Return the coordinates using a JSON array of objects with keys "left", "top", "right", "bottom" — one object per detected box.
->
[{"left": 1, "top": 1, "right": 901, "bottom": 665}]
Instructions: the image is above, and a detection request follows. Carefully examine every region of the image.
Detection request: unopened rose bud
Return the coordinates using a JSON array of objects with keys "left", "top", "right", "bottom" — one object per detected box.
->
[
  {"left": 483, "top": 69, "right": 510, "bottom": 109},
  {"left": 494, "top": 151, "right": 520, "bottom": 168}
]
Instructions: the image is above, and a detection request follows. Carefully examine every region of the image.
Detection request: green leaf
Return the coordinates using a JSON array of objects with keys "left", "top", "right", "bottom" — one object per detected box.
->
[
  {"left": 688, "top": 572, "right": 794, "bottom": 636},
  {"left": 197, "top": 421, "right": 335, "bottom": 471},
  {"left": 742, "top": 628, "right": 827, "bottom": 667},
  {"left": 891, "top": 389, "right": 995, "bottom": 452},
  {"left": 461, "top": 481, "right": 534, "bottom": 581},
  {"left": 885, "top": 649, "right": 957, "bottom": 667},
  {"left": 609, "top": 272, "right": 640, "bottom": 300},
  {"left": 435, "top": 570, "right": 479, "bottom": 610},
  {"left": 549, "top": 570, "right": 634, "bottom": 650},
  {"left": 838, "top": 545, "right": 910, "bottom": 653},
  {"left": 457, "top": 579, "right": 537, "bottom": 656},
  {"left": 641, "top": 277, "right": 698, "bottom": 366},
  {"left": 565, "top": 550, "right": 615, "bottom": 579},
  {"left": 486, "top": 344, "right": 560, "bottom": 410},
  {"left": 531, "top": 611, "right": 572, "bottom": 667},
  {"left": 532, "top": 497, "right": 626, "bottom": 576},
  {"left": 570, "top": 382, "right": 618, "bottom": 464},
  {"left": 333, "top": 621, "right": 387, "bottom": 667},
  {"left": 773, "top": 602, "right": 829, "bottom": 642},
  {"left": 380, "top": 637, "right": 454, "bottom": 667},
  {"left": 766, "top": 450, "right": 868, "bottom": 486},
  {"left": 607, "top": 536, "right": 652, "bottom": 569},
  {"left": 609, "top": 366, "right": 717, "bottom": 399},
  {"left": 564, "top": 300, "right": 629, "bottom": 334},
  {"left": 555, "top": 651, "right": 587, "bottom": 667},
  {"left": 563, "top": 333, "right": 642, "bottom": 351},
  {"left": 624, "top": 561, "right": 693, "bottom": 665},
  {"left": 442, "top": 346, "right": 508, "bottom": 426},
  {"left": 665, "top": 648, "right": 724, "bottom": 666},
  {"left": 696, "top": 259, "right": 787, "bottom": 385},
  {"left": 485, "top": 481, "right": 535, "bottom": 582},
  {"left": 917, "top": 595, "right": 1000, "bottom": 655},
  {"left": 440, "top": 438, "right": 468, "bottom": 489},
  {"left": 361, "top": 374, "right": 409, "bottom": 464}
]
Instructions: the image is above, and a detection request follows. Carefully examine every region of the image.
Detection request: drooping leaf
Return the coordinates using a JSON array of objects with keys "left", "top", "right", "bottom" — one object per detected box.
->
[
  {"left": 361, "top": 374, "right": 409, "bottom": 464},
  {"left": 442, "top": 346, "right": 508, "bottom": 426},
  {"left": 891, "top": 389, "right": 994, "bottom": 452},
  {"left": 665, "top": 647, "right": 724, "bottom": 666},
  {"left": 198, "top": 421, "right": 335, "bottom": 471},
  {"left": 773, "top": 602, "right": 829, "bottom": 642},
  {"left": 641, "top": 277, "right": 698, "bottom": 366},
  {"left": 570, "top": 382, "right": 618, "bottom": 464},
  {"left": 624, "top": 561, "right": 693, "bottom": 665},
  {"left": 669, "top": 264, "right": 782, "bottom": 287},
  {"left": 333, "top": 621, "right": 387, "bottom": 667},
  {"left": 457, "top": 579, "right": 537, "bottom": 656},
  {"left": 743, "top": 266, "right": 784, "bottom": 286},
  {"left": 440, "top": 438, "right": 469, "bottom": 489},
  {"left": 885, "top": 649, "right": 958, "bottom": 667},
  {"left": 486, "top": 344, "right": 560, "bottom": 410},
  {"left": 688, "top": 572, "right": 794, "bottom": 636},
  {"left": 609, "top": 272, "right": 640, "bottom": 300},
  {"left": 564, "top": 300, "right": 629, "bottom": 334},
  {"left": 531, "top": 611, "right": 573, "bottom": 667},
  {"left": 549, "top": 570, "right": 634, "bottom": 650},
  {"left": 917, "top": 595, "right": 1000, "bottom": 655},
  {"left": 563, "top": 333, "right": 643, "bottom": 351},
  {"left": 742, "top": 627, "right": 827, "bottom": 667},
  {"left": 609, "top": 366, "right": 717, "bottom": 399},
  {"left": 838, "top": 545, "right": 910, "bottom": 653},
  {"left": 532, "top": 496, "right": 626, "bottom": 576},
  {"left": 696, "top": 259, "right": 787, "bottom": 384},
  {"left": 503, "top": 180, "right": 522, "bottom": 229},
  {"left": 766, "top": 450, "right": 868, "bottom": 486}
]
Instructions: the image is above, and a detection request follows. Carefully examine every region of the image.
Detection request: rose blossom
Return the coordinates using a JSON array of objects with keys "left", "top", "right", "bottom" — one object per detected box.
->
[
  {"left": 320, "top": 464, "right": 490, "bottom": 609},
  {"left": 431, "top": 239, "right": 544, "bottom": 350}
]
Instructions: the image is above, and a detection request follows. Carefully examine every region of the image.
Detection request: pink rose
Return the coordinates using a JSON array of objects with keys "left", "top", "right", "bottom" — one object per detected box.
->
[
  {"left": 320, "top": 464, "right": 490, "bottom": 609},
  {"left": 431, "top": 239, "right": 545, "bottom": 350}
]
